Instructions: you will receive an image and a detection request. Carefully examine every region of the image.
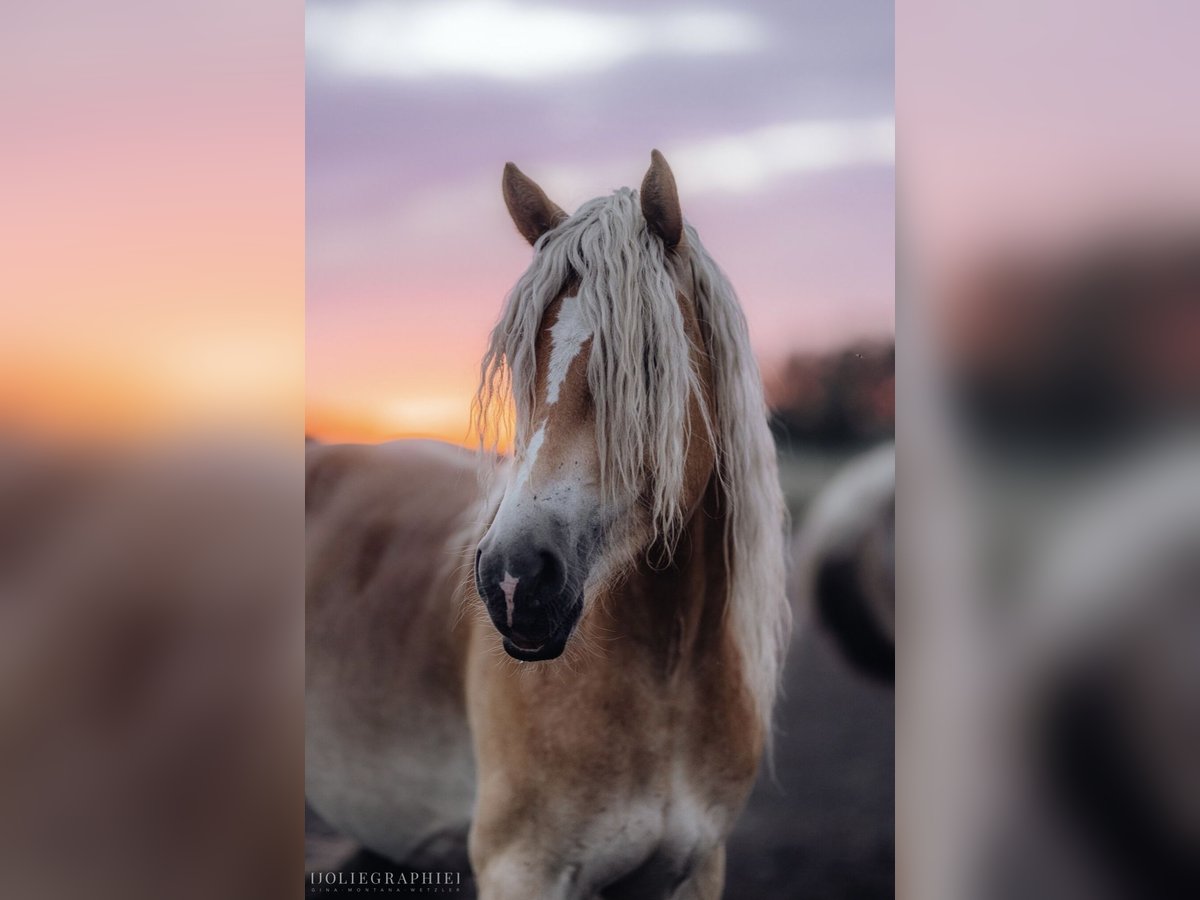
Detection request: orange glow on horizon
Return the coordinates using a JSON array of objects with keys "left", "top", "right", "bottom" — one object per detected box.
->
[{"left": 305, "top": 400, "right": 513, "bottom": 451}]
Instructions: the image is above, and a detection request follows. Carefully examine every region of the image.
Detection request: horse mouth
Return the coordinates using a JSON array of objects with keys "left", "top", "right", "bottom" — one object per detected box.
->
[
  {"left": 499, "top": 609, "right": 579, "bottom": 661},
  {"left": 507, "top": 632, "right": 544, "bottom": 653},
  {"left": 502, "top": 635, "right": 565, "bottom": 661}
]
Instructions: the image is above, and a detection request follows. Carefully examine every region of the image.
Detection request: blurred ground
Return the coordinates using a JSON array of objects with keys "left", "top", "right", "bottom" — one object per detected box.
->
[
  {"left": 305, "top": 448, "right": 895, "bottom": 899},
  {"left": 723, "top": 615, "right": 894, "bottom": 898}
]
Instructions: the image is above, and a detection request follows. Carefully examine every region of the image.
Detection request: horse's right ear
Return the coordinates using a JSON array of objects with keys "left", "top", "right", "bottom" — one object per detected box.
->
[
  {"left": 640, "top": 149, "right": 684, "bottom": 251},
  {"left": 502, "top": 162, "right": 566, "bottom": 247}
]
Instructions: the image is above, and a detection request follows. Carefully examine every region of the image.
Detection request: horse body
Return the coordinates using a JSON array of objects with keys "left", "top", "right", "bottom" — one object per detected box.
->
[
  {"left": 306, "top": 441, "right": 761, "bottom": 896},
  {"left": 306, "top": 152, "right": 788, "bottom": 899},
  {"left": 305, "top": 440, "right": 478, "bottom": 864}
]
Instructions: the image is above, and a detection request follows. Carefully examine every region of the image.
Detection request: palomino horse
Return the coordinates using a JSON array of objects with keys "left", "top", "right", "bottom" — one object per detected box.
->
[{"left": 306, "top": 151, "right": 790, "bottom": 898}]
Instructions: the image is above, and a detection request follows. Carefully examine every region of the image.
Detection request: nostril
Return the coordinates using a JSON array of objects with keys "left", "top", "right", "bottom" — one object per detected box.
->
[{"left": 538, "top": 550, "right": 565, "bottom": 592}]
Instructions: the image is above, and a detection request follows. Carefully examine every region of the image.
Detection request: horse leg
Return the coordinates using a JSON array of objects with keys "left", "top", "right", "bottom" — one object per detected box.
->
[{"left": 670, "top": 845, "right": 725, "bottom": 900}]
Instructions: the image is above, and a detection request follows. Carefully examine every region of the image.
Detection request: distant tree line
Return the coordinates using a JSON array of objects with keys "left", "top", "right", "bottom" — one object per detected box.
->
[
  {"left": 766, "top": 235, "right": 1195, "bottom": 451},
  {"left": 941, "top": 234, "right": 1199, "bottom": 446},
  {"left": 768, "top": 340, "right": 895, "bottom": 449}
]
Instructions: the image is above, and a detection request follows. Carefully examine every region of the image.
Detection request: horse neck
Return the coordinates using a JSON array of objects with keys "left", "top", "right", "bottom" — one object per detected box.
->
[{"left": 593, "top": 473, "right": 733, "bottom": 679}]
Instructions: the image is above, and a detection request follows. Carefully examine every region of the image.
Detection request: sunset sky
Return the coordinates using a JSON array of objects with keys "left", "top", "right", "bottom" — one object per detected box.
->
[
  {"left": 306, "top": 0, "right": 895, "bottom": 444},
  {"left": 10, "top": 2, "right": 1195, "bottom": 445},
  {"left": 1, "top": 0, "right": 302, "bottom": 438},
  {"left": 900, "top": 1, "right": 1200, "bottom": 284}
]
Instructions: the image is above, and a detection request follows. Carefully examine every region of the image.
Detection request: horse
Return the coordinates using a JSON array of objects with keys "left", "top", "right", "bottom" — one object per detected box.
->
[
  {"left": 305, "top": 151, "right": 790, "bottom": 899},
  {"left": 791, "top": 443, "right": 895, "bottom": 682},
  {"left": 988, "top": 443, "right": 1200, "bottom": 899}
]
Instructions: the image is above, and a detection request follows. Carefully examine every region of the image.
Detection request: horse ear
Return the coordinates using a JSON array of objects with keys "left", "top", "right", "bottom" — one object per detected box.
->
[
  {"left": 502, "top": 162, "right": 566, "bottom": 246},
  {"left": 640, "top": 149, "right": 684, "bottom": 251}
]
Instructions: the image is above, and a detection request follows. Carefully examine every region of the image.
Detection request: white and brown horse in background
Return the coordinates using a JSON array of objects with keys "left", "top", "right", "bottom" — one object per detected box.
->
[
  {"left": 306, "top": 152, "right": 790, "bottom": 899},
  {"left": 791, "top": 443, "right": 895, "bottom": 683}
]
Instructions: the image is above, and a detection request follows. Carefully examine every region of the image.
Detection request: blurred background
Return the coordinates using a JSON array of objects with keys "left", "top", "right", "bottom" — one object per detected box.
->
[
  {"left": 305, "top": 1, "right": 895, "bottom": 897},
  {"left": 0, "top": 0, "right": 303, "bottom": 440},
  {"left": 901, "top": 3, "right": 1200, "bottom": 898},
  {"left": 0, "top": 2, "right": 304, "bottom": 898}
]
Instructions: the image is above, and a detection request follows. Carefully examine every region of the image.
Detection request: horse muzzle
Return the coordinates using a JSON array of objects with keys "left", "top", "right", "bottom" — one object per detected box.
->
[{"left": 475, "top": 537, "right": 583, "bottom": 661}]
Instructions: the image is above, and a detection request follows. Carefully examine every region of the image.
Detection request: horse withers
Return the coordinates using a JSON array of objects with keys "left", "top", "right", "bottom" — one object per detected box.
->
[{"left": 306, "top": 152, "right": 790, "bottom": 899}]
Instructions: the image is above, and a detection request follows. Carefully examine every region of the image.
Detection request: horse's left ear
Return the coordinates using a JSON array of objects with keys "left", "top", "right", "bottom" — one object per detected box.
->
[
  {"left": 503, "top": 162, "right": 566, "bottom": 247},
  {"left": 640, "top": 149, "right": 684, "bottom": 251}
]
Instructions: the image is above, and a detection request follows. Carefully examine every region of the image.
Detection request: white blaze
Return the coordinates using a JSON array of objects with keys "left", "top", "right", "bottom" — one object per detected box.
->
[
  {"left": 499, "top": 572, "right": 520, "bottom": 627},
  {"left": 546, "top": 295, "right": 591, "bottom": 404},
  {"left": 516, "top": 424, "right": 545, "bottom": 486}
]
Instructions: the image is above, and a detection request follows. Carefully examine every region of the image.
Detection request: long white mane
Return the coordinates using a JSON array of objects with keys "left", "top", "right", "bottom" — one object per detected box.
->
[{"left": 474, "top": 188, "right": 790, "bottom": 731}]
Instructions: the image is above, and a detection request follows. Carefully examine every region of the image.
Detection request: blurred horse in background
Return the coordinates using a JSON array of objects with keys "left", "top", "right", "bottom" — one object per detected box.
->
[
  {"left": 791, "top": 443, "right": 895, "bottom": 683},
  {"left": 991, "top": 444, "right": 1200, "bottom": 899}
]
